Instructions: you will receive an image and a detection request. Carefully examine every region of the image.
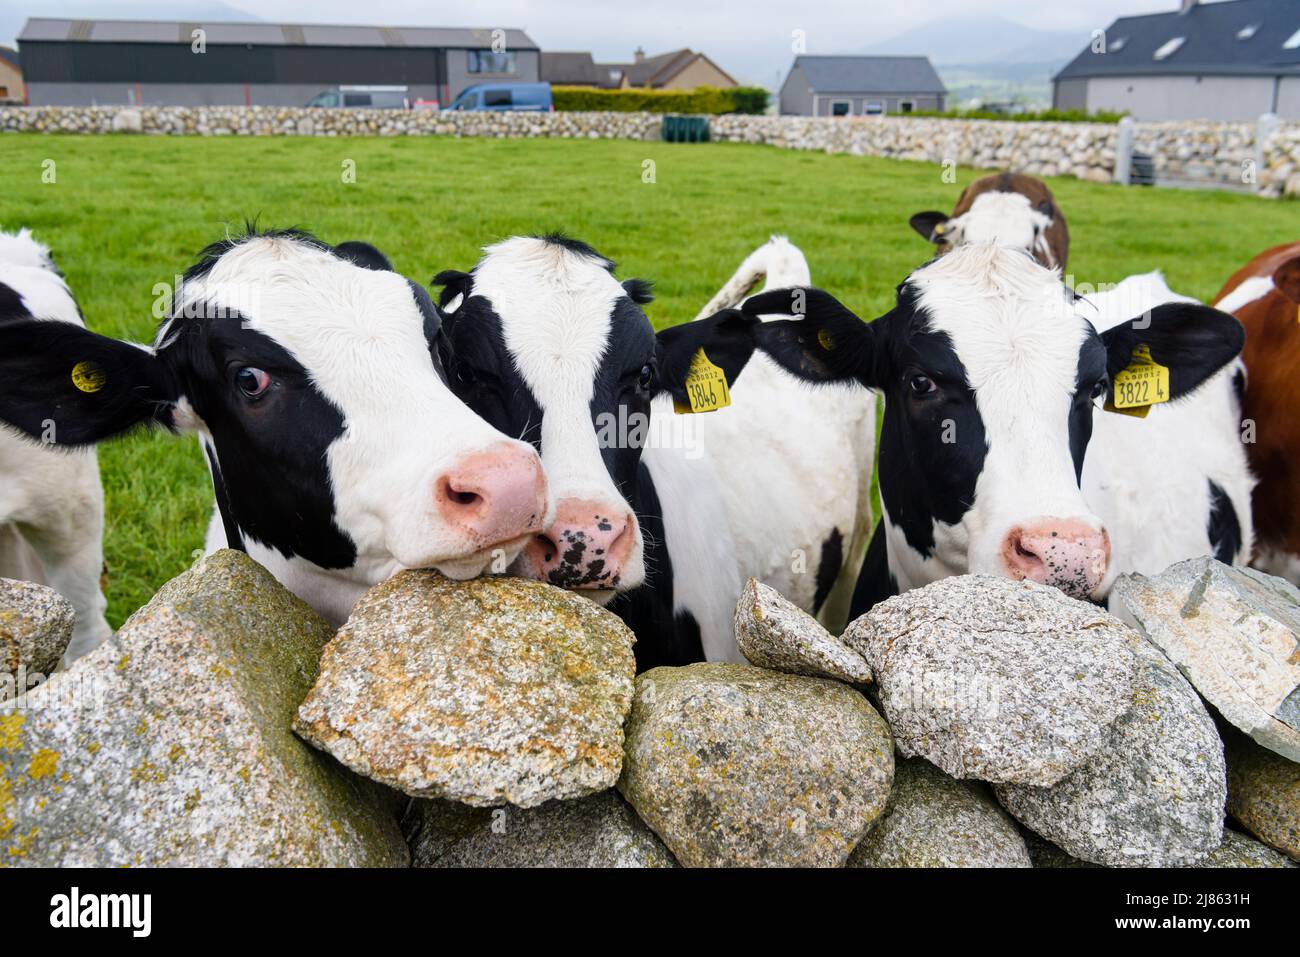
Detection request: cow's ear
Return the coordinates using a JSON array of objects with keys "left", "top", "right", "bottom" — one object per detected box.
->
[
  {"left": 909, "top": 211, "right": 951, "bottom": 244},
  {"left": 1037, "top": 199, "right": 1054, "bottom": 222},
  {"left": 1100, "top": 303, "right": 1245, "bottom": 403},
  {"left": 432, "top": 270, "right": 473, "bottom": 313},
  {"left": 0, "top": 319, "right": 178, "bottom": 446},
  {"left": 739, "top": 287, "right": 877, "bottom": 387},
  {"left": 623, "top": 278, "right": 654, "bottom": 305},
  {"left": 1272, "top": 256, "right": 1300, "bottom": 303},
  {"left": 654, "top": 308, "right": 758, "bottom": 404},
  {"left": 333, "top": 241, "right": 394, "bottom": 272}
]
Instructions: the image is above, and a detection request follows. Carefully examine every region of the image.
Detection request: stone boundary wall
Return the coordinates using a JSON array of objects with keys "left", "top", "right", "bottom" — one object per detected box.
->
[{"left": 3, "top": 105, "right": 1297, "bottom": 197}]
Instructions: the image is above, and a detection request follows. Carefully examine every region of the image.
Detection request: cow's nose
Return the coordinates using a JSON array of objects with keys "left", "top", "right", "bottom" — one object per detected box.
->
[
  {"left": 1001, "top": 520, "right": 1110, "bottom": 600},
  {"left": 523, "top": 499, "right": 635, "bottom": 589},
  {"left": 434, "top": 443, "right": 549, "bottom": 549}
]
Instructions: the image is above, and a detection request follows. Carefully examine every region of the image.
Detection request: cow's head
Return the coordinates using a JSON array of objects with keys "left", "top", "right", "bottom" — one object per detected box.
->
[
  {"left": 0, "top": 228, "right": 551, "bottom": 583},
  {"left": 743, "top": 244, "right": 1244, "bottom": 599},
  {"left": 910, "top": 191, "right": 1058, "bottom": 267},
  {"left": 434, "top": 234, "right": 757, "bottom": 601}
]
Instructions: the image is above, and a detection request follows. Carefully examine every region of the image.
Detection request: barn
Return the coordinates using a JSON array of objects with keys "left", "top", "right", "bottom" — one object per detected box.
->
[
  {"left": 1053, "top": 0, "right": 1300, "bottom": 121},
  {"left": 16, "top": 17, "right": 541, "bottom": 108}
]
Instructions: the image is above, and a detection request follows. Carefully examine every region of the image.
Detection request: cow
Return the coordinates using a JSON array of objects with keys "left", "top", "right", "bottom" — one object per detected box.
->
[
  {"left": 1213, "top": 241, "right": 1300, "bottom": 584},
  {"left": 0, "top": 227, "right": 552, "bottom": 627},
  {"left": 909, "top": 172, "right": 1070, "bottom": 271},
  {"left": 432, "top": 234, "right": 875, "bottom": 668},
  {"left": 738, "top": 242, "right": 1251, "bottom": 617},
  {"left": 0, "top": 228, "right": 114, "bottom": 664}
]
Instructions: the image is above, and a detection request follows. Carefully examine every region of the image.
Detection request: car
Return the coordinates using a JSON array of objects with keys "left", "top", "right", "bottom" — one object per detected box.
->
[
  {"left": 444, "top": 82, "right": 552, "bottom": 112},
  {"left": 305, "top": 86, "right": 410, "bottom": 109}
]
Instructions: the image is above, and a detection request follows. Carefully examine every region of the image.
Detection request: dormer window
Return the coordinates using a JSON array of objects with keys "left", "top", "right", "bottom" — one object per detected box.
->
[
  {"left": 1236, "top": 23, "right": 1260, "bottom": 41},
  {"left": 1154, "top": 37, "right": 1186, "bottom": 60},
  {"left": 1285, "top": 27, "right": 1300, "bottom": 50},
  {"left": 1110, "top": 36, "right": 1128, "bottom": 51}
]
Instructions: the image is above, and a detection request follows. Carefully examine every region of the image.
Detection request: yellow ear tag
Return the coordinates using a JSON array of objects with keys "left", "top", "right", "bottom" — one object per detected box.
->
[
  {"left": 673, "top": 348, "right": 732, "bottom": 414},
  {"left": 1104, "top": 344, "right": 1169, "bottom": 418},
  {"left": 71, "top": 361, "right": 106, "bottom": 394}
]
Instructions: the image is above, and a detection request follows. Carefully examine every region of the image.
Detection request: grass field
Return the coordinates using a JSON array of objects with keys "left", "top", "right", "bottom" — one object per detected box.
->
[{"left": 1, "top": 133, "right": 1296, "bottom": 626}]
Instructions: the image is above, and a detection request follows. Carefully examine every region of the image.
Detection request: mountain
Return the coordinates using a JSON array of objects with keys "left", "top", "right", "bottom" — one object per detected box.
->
[{"left": 860, "top": 15, "right": 1087, "bottom": 67}]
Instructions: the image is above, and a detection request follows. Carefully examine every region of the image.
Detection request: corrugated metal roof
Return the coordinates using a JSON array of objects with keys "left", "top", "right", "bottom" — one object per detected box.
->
[
  {"left": 1056, "top": 0, "right": 1300, "bottom": 80},
  {"left": 791, "top": 55, "right": 947, "bottom": 94},
  {"left": 16, "top": 17, "right": 539, "bottom": 50}
]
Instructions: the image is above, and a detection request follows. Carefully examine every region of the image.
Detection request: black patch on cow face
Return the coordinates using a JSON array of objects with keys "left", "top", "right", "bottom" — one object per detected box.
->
[
  {"left": 874, "top": 292, "right": 989, "bottom": 557},
  {"left": 812, "top": 528, "right": 843, "bottom": 614},
  {"left": 438, "top": 295, "right": 545, "bottom": 448},
  {"left": 0, "top": 281, "right": 30, "bottom": 320},
  {"left": 1069, "top": 330, "right": 1109, "bottom": 483},
  {"left": 1231, "top": 367, "right": 1246, "bottom": 411},
  {"left": 1207, "top": 479, "right": 1242, "bottom": 565},
  {"left": 591, "top": 296, "right": 658, "bottom": 503},
  {"left": 160, "top": 308, "right": 356, "bottom": 569},
  {"left": 850, "top": 523, "right": 898, "bottom": 618}
]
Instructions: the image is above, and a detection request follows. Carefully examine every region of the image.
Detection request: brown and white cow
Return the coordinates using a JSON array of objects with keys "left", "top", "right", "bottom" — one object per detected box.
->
[
  {"left": 909, "top": 172, "right": 1070, "bottom": 271},
  {"left": 1213, "top": 241, "right": 1300, "bottom": 583}
]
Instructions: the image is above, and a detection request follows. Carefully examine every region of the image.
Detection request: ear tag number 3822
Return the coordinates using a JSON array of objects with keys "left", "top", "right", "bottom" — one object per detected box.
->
[
  {"left": 1104, "top": 344, "right": 1169, "bottom": 419},
  {"left": 673, "top": 349, "right": 731, "bottom": 414}
]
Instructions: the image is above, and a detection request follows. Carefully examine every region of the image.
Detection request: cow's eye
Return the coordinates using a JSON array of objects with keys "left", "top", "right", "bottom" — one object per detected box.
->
[
  {"left": 1090, "top": 379, "right": 1107, "bottom": 401},
  {"left": 637, "top": 364, "right": 655, "bottom": 393},
  {"left": 235, "top": 367, "right": 271, "bottom": 398},
  {"left": 909, "top": 374, "right": 937, "bottom": 396}
]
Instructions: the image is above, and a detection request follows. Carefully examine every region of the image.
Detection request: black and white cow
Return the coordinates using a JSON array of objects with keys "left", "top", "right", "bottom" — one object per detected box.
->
[
  {"left": 433, "top": 234, "right": 875, "bottom": 668},
  {"left": 0, "top": 227, "right": 552, "bottom": 626},
  {"left": 0, "top": 228, "right": 114, "bottom": 663},
  {"left": 738, "top": 242, "right": 1251, "bottom": 617}
]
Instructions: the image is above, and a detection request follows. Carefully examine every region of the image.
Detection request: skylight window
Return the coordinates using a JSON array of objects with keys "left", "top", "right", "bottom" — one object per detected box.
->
[
  {"left": 1237, "top": 23, "right": 1259, "bottom": 41},
  {"left": 1154, "top": 37, "right": 1186, "bottom": 60},
  {"left": 1285, "top": 28, "right": 1300, "bottom": 50},
  {"left": 1110, "top": 36, "right": 1128, "bottom": 51}
]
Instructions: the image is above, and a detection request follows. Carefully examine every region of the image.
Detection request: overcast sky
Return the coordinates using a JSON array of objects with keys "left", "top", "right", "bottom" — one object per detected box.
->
[{"left": 5, "top": 0, "right": 1227, "bottom": 86}]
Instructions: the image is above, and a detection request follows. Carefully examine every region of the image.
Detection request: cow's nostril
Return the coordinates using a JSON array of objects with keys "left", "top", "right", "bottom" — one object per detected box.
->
[{"left": 438, "top": 478, "right": 484, "bottom": 511}]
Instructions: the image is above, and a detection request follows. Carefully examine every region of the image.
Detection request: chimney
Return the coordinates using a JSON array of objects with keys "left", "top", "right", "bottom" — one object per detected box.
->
[
  {"left": 634, "top": 47, "right": 645, "bottom": 63},
  {"left": 1179, "top": 0, "right": 1197, "bottom": 13}
]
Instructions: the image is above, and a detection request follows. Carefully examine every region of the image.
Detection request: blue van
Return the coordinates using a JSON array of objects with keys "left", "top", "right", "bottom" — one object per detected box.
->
[{"left": 446, "top": 82, "right": 552, "bottom": 112}]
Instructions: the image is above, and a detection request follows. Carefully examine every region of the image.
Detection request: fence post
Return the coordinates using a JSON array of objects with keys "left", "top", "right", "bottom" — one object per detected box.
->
[
  {"left": 1114, "top": 116, "right": 1135, "bottom": 186},
  {"left": 1255, "top": 112, "right": 1280, "bottom": 194}
]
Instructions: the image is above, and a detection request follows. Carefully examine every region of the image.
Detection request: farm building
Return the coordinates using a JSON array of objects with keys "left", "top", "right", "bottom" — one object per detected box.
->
[
  {"left": 779, "top": 55, "right": 947, "bottom": 117},
  {"left": 16, "top": 17, "right": 541, "bottom": 108},
  {"left": 1053, "top": 0, "right": 1300, "bottom": 121},
  {"left": 0, "top": 46, "right": 23, "bottom": 103},
  {"left": 542, "top": 47, "right": 737, "bottom": 90}
]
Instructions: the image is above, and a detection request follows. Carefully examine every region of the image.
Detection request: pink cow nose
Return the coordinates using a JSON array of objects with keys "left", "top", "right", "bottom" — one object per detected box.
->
[
  {"left": 523, "top": 499, "right": 635, "bottom": 589},
  {"left": 1001, "top": 520, "right": 1110, "bottom": 600},
  {"left": 434, "top": 443, "right": 549, "bottom": 549}
]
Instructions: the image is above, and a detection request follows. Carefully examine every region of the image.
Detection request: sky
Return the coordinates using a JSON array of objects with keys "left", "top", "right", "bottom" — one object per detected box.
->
[{"left": 2, "top": 0, "right": 1232, "bottom": 87}]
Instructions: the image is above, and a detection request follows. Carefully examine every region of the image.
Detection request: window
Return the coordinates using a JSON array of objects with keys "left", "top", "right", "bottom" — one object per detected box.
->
[
  {"left": 1285, "top": 28, "right": 1300, "bottom": 50},
  {"left": 899, "top": 100, "right": 914, "bottom": 113},
  {"left": 1153, "top": 37, "right": 1185, "bottom": 60},
  {"left": 484, "top": 89, "right": 512, "bottom": 107},
  {"left": 468, "top": 50, "right": 517, "bottom": 74},
  {"left": 1110, "top": 36, "right": 1128, "bottom": 51},
  {"left": 864, "top": 101, "right": 884, "bottom": 115},
  {"left": 830, "top": 100, "right": 851, "bottom": 116},
  {"left": 1237, "top": 23, "right": 1260, "bottom": 41},
  {"left": 342, "top": 93, "right": 371, "bottom": 107}
]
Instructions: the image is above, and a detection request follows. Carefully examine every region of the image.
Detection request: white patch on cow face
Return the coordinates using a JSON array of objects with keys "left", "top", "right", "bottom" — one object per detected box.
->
[
  {"left": 911, "top": 244, "right": 1105, "bottom": 580},
  {"left": 1214, "top": 274, "right": 1275, "bottom": 315},
  {"left": 0, "top": 228, "right": 58, "bottom": 273},
  {"left": 948, "top": 192, "right": 1055, "bottom": 266},
  {"left": 470, "top": 236, "right": 647, "bottom": 597},
  {"left": 178, "top": 236, "right": 542, "bottom": 579}
]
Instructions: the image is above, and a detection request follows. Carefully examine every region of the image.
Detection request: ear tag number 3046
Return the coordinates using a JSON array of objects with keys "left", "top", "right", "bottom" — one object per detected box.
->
[
  {"left": 673, "top": 349, "right": 731, "bottom": 414},
  {"left": 1104, "top": 344, "right": 1169, "bottom": 419}
]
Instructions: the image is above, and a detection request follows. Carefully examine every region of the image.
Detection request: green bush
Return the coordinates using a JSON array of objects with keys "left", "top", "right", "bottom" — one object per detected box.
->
[
  {"left": 553, "top": 85, "right": 769, "bottom": 115},
  {"left": 907, "top": 107, "right": 1128, "bottom": 124}
]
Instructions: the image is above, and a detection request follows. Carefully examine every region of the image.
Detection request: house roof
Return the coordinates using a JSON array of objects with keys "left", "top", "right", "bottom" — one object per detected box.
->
[
  {"left": 598, "top": 48, "right": 737, "bottom": 88},
  {"left": 789, "top": 55, "right": 947, "bottom": 94},
  {"left": 16, "top": 17, "right": 539, "bottom": 51},
  {"left": 0, "top": 46, "right": 19, "bottom": 70},
  {"left": 540, "top": 52, "right": 599, "bottom": 85},
  {"left": 1055, "top": 0, "right": 1300, "bottom": 80}
]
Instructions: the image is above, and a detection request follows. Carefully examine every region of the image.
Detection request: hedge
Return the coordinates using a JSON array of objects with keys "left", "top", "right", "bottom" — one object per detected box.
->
[
  {"left": 908, "top": 108, "right": 1129, "bottom": 124},
  {"left": 552, "top": 85, "right": 770, "bottom": 115}
]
